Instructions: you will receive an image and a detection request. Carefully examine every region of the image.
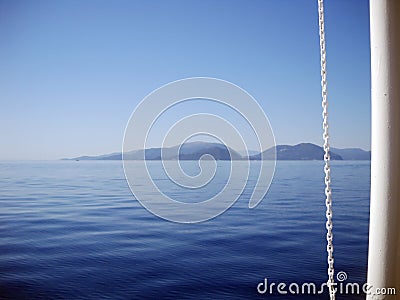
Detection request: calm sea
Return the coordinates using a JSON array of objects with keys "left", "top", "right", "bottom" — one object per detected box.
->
[{"left": 0, "top": 161, "right": 370, "bottom": 299}]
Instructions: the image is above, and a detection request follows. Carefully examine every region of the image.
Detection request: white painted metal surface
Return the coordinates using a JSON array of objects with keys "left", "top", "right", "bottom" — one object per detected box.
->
[{"left": 367, "top": 1, "right": 400, "bottom": 299}]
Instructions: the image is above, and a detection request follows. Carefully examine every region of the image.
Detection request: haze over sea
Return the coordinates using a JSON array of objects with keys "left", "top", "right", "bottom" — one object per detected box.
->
[{"left": 0, "top": 160, "right": 370, "bottom": 299}]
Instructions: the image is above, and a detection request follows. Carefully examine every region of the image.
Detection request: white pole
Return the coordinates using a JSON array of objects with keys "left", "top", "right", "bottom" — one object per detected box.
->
[{"left": 367, "top": 1, "right": 400, "bottom": 299}]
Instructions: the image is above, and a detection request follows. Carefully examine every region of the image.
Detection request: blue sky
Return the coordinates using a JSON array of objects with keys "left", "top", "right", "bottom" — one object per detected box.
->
[{"left": 0, "top": 0, "right": 370, "bottom": 160}]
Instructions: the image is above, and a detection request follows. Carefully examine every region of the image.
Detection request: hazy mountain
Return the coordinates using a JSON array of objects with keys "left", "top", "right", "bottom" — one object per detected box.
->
[
  {"left": 330, "top": 147, "right": 371, "bottom": 160},
  {"left": 250, "top": 143, "right": 343, "bottom": 160},
  {"left": 64, "top": 142, "right": 373, "bottom": 161},
  {"left": 238, "top": 149, "right": 260, "bottom": 156},
  {"left": 177, "top": 142, "right": 242, "bottom": 160},
  {"left": 67, "top": 142, "right": 242, "bottom": 161}
]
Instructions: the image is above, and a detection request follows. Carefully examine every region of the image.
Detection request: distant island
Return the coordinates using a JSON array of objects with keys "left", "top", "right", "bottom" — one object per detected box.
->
[{"left": 64, "top": 142, "right": 371, "bottom": 161}]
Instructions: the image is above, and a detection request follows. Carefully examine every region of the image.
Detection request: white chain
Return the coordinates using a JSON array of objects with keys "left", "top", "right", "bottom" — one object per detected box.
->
[{"left": 318, "top": 0, "right": 335, "bottom": 299}]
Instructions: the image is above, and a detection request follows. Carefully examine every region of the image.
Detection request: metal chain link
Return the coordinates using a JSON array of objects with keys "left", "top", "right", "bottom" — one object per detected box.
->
[{"left": 318, "top": 1, "right": 335, "bottom": 299}]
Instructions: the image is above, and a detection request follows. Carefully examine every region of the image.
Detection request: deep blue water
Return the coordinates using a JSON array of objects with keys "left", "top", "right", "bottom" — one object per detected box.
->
[{"left": 0, "top": 161, "right": 370, "bottom": 299}]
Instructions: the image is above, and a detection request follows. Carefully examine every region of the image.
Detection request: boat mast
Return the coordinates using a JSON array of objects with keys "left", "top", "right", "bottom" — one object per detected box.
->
[{"left": 367, "top": 0, "right": 400, "bottom": 298}]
